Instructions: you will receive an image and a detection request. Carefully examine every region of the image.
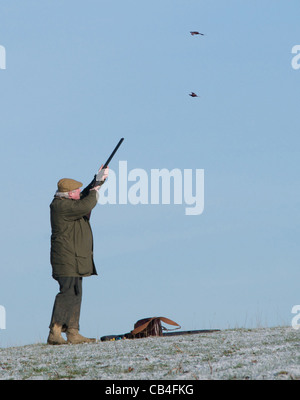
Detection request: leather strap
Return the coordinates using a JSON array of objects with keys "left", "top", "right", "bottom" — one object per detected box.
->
[{"left": 131, "top": 317, "right": 180, "bottom": 335}]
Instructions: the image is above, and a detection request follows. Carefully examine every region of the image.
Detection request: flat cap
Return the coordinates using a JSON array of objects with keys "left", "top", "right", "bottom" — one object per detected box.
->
[{"left": 57, "top": 178, "right": 83, "bottom": 192}]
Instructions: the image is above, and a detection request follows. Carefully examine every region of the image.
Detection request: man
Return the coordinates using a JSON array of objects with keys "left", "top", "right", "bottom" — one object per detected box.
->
[{"left": 47, "top": 167, "right": 108, "bottom": 345}]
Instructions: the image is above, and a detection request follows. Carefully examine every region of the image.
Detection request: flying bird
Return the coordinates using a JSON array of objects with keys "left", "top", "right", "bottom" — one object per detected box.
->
[
  {"left": 190, "top": 31, "right": 204, "bottom": 36},
  {"left": 189, "top": 92, "right": 199, "bottom": 97}
]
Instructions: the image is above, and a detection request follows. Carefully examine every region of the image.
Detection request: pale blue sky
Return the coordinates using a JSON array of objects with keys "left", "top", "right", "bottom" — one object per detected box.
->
[{"left": 0, "top": 0, "right": 299, "bottom": 347}]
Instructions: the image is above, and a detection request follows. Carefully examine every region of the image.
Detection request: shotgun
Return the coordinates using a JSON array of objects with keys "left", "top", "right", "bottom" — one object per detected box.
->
[{"left": 81, "top": 138, "right": 124, "bottom": 197}]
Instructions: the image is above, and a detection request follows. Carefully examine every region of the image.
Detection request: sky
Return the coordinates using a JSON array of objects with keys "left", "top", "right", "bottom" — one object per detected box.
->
[{"left": 0, "top": 0, "right": 299, "bottom": 347}]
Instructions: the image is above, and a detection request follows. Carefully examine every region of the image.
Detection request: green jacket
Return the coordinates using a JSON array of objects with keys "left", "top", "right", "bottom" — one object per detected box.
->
[{"left": 50, "top": 190, "right": 98, "bottom": 278}]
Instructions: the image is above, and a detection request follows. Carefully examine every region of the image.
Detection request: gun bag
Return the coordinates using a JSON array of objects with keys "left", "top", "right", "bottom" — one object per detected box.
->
[{"left": 125, "top": 316, "right": 181, "bottom": 339}]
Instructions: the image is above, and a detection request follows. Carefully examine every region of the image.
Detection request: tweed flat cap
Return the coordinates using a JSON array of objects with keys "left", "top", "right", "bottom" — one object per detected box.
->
[{"left": 57, "top": 178, "right": 83, "bottom": 192}]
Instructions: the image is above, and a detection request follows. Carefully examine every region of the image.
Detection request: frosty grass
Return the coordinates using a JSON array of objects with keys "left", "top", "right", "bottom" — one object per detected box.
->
[{"left": 0, "top": 326, "right": 299, "bottom": 380}]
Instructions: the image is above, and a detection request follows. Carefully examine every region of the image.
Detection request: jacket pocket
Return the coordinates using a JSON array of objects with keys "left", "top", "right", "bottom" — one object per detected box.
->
[{"left": 75, "top": 255, "right": 92, "bottom": 275}]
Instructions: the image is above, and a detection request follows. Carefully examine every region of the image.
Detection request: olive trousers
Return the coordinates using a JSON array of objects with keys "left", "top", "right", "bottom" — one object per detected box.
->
[{"left": 49, "top": 277, "right": 82, "bottom": 331}]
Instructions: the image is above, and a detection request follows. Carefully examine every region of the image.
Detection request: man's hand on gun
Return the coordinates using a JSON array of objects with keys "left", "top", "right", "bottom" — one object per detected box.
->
[
  {"left": 85, "top": 138, "right": 123, "bottom": 194},
  {"left": 90, "top": 165, "right": 109, "bottom": 191}
]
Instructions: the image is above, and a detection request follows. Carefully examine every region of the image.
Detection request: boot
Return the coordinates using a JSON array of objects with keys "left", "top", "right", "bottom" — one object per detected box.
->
[
  {"left": 47, "top": 324, "right": 67, "bottom": 345},
  {"left": 66, "top": 328, "right": 97, "bottom": 344}
]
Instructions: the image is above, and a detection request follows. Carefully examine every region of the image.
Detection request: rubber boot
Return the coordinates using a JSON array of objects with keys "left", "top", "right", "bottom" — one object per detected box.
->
[
  {"left": 47, "top": 324, "right": 67, "bottom": 345},
  {"left": 66, "top": 328, "right": 96, "bottom": 344}
]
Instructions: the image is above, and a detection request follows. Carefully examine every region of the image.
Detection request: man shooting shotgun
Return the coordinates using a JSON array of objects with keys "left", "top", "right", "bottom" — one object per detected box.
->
[{"left": 47, "top": 138, "right": 124, "bottom": 345}]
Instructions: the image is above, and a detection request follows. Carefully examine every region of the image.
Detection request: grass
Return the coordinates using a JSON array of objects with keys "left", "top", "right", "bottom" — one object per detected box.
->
[{"left": 0, "top": 326, "right": 299, "bottom": 380}]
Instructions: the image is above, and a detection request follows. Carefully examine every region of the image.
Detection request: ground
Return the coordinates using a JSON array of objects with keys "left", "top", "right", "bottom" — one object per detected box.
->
[{"left": 0, "top": 326, "right": 299, "bottom": 380}]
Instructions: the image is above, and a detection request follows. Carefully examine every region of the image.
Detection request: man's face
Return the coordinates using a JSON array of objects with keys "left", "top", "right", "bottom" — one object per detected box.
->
[{"left": 69, "top": 188, "right": 81, "bottom": 200}]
